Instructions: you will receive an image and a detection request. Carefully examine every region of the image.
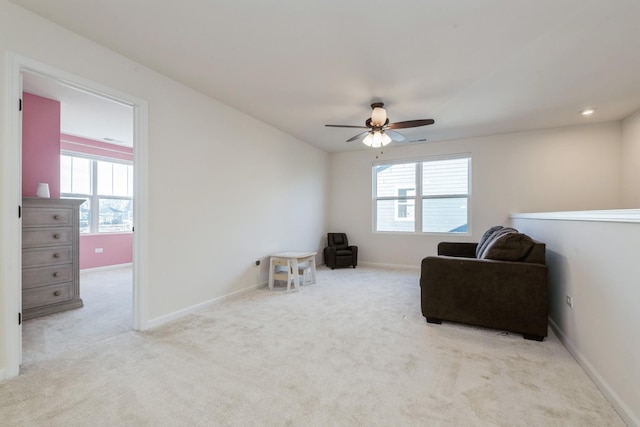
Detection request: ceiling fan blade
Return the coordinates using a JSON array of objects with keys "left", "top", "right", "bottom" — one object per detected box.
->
[
  {"left": 385, "top": 130, "right": 406, "bottom": 142},
  {"left": 325, "top": 124, "right": 369, "bottom": 129},
  {"left": 386, "top": 119, "right": 435, "bottom": 129},
  {"left": 346, "top": 131, "right": 369, "bottom": 142}
]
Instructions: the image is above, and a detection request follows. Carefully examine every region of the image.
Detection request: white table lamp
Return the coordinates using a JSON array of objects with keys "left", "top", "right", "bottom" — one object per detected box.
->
[{"left": 35, "top": 183, "right": 50, "bottom": 198}]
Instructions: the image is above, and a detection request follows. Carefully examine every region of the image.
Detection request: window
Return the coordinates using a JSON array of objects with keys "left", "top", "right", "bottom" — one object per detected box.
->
[
  {"left": 61, "top": 154, "right": 133, "bottom": 233},
  {"left": 374, "top": 155, "right": 470, "bottom": 233},
  {"left": 395, "top": 187, "right": 415, "bottom": 221}
]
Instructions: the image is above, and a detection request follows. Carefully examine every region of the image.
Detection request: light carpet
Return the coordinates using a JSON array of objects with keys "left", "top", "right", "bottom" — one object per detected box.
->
[
  {"left": 21, "top": 267, "right": 133, "bottom": 366},
  {"left": 1, "top": 266, "right": 624, "bottom": 426}
]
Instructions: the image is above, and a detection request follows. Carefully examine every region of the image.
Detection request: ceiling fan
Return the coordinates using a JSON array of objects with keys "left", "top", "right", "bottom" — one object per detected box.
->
[{"left": 325, "top": 102, "right": 435, "bottom": 147}]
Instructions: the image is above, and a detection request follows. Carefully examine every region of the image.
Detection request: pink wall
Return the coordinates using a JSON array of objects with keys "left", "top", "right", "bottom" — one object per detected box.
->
[
  {"left": 80, "top": 233, "right": 133, "bottom": 270},
  {"left": 22, "top": 92, "right": 61, "bottom": 198},
  {"left": 22, "top": 93, "right": 133, "bottom": 270}
]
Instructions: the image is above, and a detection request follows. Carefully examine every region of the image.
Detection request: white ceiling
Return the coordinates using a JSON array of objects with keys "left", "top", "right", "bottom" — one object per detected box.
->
[
  {"left": 23, "top": 71, "right": 134, "bottom": 146},
  {"left": 12, "top": 0, "right": 640, "bottom": 153}
]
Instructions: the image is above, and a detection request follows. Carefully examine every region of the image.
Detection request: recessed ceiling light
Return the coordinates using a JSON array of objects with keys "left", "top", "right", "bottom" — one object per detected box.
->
[{"left": 580, "top": 108, "right": 596, "bottom": 116}]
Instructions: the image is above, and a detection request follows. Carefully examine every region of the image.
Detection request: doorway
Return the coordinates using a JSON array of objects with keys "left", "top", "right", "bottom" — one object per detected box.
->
[
  {"left": 21, "top": 72, "right": 133, "bottom": 365},
  {"left": 2, "top": 53, "right": 149, "bottom": 378}
]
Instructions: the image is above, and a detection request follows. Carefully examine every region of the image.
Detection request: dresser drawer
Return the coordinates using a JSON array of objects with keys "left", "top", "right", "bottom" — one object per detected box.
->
[
  {"left": 23, "top": 207, "right": 72, "bottom": 227},
  {"left": 23, "top": 246, "right": 72, "bottom": 268},
  {"left": 23, "top": 283, "right": 73, "bottom": 310},
  {"left": 22, "top": 227, "right": 73, "bottom": 248},
  {"left": 23, "top": 264, "right": 73, "bottom": 289}
]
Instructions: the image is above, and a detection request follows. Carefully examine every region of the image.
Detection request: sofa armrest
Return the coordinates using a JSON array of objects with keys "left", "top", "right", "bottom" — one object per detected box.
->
[
  {"left": 420, "top": 256, "right": 548, "bottom": 337},
  {"left": 437, "top": 242, "right": 478, "bottom": 258}
]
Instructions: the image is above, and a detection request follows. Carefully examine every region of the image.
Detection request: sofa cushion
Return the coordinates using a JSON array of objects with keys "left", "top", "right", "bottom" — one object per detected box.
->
[
  {"left": 476, "top": 226, "right": 502, "bottom": 258},
  {"left": 480, "top": 232, "right": 536, "bottom": 261},
  {"left": 476, "top": 226, "right": 516, "bottom": 258}
]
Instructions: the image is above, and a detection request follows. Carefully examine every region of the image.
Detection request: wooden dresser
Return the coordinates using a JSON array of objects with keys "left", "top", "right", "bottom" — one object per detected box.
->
[{"left": 22, "top": 197, "right": 84, "bottom": 320}]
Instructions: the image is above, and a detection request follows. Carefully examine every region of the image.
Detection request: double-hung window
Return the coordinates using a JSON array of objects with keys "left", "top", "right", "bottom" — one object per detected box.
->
[
  {"left": 373, "top": 154, "right": 470, "bottom": 233},
  {"left": 60, "top": 154, "right": 133, "bottom": 234}
]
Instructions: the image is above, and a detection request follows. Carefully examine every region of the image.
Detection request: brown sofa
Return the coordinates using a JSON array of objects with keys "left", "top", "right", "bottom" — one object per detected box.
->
[{"left": 420, "top": 227, "right": 549, "bottom": 341}]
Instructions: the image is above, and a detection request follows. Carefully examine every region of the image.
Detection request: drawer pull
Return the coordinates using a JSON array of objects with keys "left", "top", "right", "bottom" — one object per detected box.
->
[
  {"left": 53, "top": 253, "right": 60, "bottom": 258},
  {"left": 54, "top": 291, "right": 61, "bottom": 296},
  {"left": 53, "top": 272, "right": 60, "bottom": 278},
  {"left": 53, "top": 234, "right": 61, "bottom": 239},
  {"left": 53, "top": 214, "right": 61, "bottom": 220}
]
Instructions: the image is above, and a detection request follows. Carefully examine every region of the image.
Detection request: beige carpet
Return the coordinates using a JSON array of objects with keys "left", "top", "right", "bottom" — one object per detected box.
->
[
  {"left": 21, "top": 267, "right": 133, "bottom": 366},
  {"left": 1, "top": 266, "right": 624, "bottom": 426}
]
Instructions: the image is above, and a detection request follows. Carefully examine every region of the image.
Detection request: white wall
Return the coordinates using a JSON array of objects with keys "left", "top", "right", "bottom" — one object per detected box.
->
[
  {"left": 329, "top": 123, "right": 622, "bottom": 267},
  {"left": 512, "top": 214, "right": 640, "bottom": 427},
  {"left": 0, "top": 1, "right": 328, "bottom": 375},
  {"left": 622, "top": 109, "right": 640, "bottom": 207}
]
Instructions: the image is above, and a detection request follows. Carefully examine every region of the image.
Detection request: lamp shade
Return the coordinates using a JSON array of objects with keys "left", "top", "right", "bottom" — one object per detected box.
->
[
  {"left": 370, "top": 107, "right": 387, "bottom": 126},
  {"left": 363, "top": 130, "right": 392, "bottom": 147},
  {"left": 35, "top": 183, "right": 50, "bottom": 198},
  {"left": 371, "top": 131, "right": 383, "bottom": 148},
  {"left": 380, "top": 132, "right": 392, "bottom": 146}
]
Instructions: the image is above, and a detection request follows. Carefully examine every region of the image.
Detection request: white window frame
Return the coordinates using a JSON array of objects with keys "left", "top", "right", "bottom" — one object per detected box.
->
[
  {"left": 394, "top": 186, "right": 415, "bottom": 222},
  {"left": 61, "top": 151, "right": 133, "bottom": 235},
  {"left": 373, "top": 153, "right": 471, "bottom": 234}
]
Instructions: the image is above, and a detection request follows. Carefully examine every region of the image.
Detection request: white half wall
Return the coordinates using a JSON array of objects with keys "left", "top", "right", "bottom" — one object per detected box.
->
[
  {"left": 0, "top": 1, "right": 328, "bottom": 376},
  {"left": 329, "top": 122, "right": 623, "bottom": 267},
  {"left": 512, "top": 213, "right": 640, "bottom": 427},
  {"left": 622, "top": 109, "right": 640, "bottom": 208}
]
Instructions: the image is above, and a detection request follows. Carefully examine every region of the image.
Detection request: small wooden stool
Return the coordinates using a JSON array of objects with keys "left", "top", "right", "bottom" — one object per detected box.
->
[
  {"left": 270, "top": 258, "right": 297, "bottom": 292},
  {"left": 297, "top": 262, "right": 312, "bottom": 285}
]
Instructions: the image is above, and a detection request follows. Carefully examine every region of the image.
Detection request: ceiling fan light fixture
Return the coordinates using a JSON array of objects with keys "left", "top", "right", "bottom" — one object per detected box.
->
[
  {"left": 380, "top": 132, "right": 392, "bottom": 146},
  {"left": 372, "top": 131, "right": 383, "bottom": 147},
  {"left": 370, "top": 107, "right": 387, "bottom": 126},
  {"left": 362, "top": 131, "right": 393, "bottom": 148}
]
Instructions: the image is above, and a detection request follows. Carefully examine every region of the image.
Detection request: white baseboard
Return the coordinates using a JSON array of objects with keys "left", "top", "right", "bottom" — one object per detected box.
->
[
  {"left": 358, "top": 261, "right": 421, "bottom": 271},
  {"left": 145, "top": 281, "right": 267, "bottom": 330},
  {"left": 80, "top": 263, "right": 132, "bottom": 273},
  {"left": 549, "top": 318, "right": 639, "bottom": 427}
]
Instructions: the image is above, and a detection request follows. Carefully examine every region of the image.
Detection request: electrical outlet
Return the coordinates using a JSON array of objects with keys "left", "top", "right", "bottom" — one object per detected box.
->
[
  {"left": 566, "top": 295, "right": 574, "bottom": 308},
  {"left": 95, "top": 248, "right": 104, "bottom": 254}
]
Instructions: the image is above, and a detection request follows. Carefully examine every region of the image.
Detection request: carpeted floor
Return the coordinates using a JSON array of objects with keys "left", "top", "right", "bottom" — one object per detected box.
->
[
  {"left": 21, "top": 267, "right": 133, "bottom": 366},
  {"left": 1, "top": 265, "right": 624, "bottom": 426}
]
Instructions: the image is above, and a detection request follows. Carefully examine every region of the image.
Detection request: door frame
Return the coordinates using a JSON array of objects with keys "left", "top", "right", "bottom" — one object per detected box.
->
[{"left": 2, "top": 52, "right": 150, "bottom": 379}]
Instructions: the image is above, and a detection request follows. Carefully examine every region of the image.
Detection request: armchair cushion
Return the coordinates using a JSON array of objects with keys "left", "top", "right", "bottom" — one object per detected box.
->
[{"left": 331, "top": 233, "right": 347, "bottom": 249}]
